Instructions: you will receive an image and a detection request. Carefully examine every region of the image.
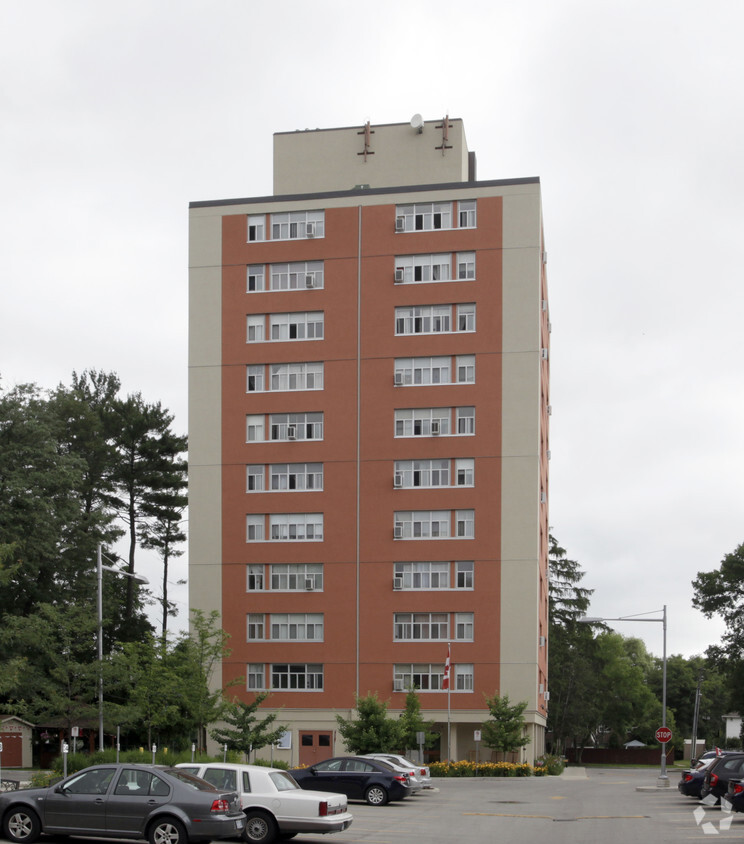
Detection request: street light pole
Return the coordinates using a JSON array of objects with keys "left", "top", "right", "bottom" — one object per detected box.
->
[
  {"left": 578, "top": 606, "right": 669, "bottom": 787},
  {"left": 97, "top": 544, "right": 149, "bottom": 752}
]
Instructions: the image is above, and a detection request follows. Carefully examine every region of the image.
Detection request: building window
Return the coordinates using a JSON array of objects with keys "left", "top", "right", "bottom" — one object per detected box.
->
[
  {"left": 246, "top": 515, "right": 264, "bottom": 542},
  {"left": 246, "top": 564, "right": 264, "bottom": 591},
  {"left": 394, "top": 561, "right": 450, "bottom": 589},
  {"left": 247, "top": 315, "right": 265, "bottom": 342},
  {"left": 394, "top": 510, "right": 450, "bottom": 539},
  {"left": 247, "top": 614, "right": 265, "bottom": 641},
  {"left": 270, "top": 463, "right": 323, "bottom": 491},
  {"left": 247, "top": 215, "right": 265, "bottom": 242},
  {"left": 456, "top": 561, "right": 474, "bottom": 589},
  {"left": 246, "top": 465, "right": 265, "bottom": 492},
  {"left": 454, "top": 663, "right": 474, "bottom": 691},
  {"left": 458, "top": 200, "right": 477, "bottom": 229},
  {"left": 270, "top": 613, "right": 324, "bottom": 641},
  {"left": 269, "top": 513, "right": 323, "bottom": 541},
  {"left": 269, "top": 412, "right": 323, "bottom": 441},
  {"left": 456, "top": 510, "right": 475, "bottom": 538},
  {"left": 271, "top": 210, "right": 325, "bottom": 240},
  {"left": 396, "top": 203, "right": 453, "bottom": 233},
  {"left": 394, "top": 356, "right": 474, "bottom": 386},
  {"left": 394, "top": 458, "right": 473, "bottom": 489},
  {"left": 270, "top": 563, "right": 323, "bottom": 591},
  {"left": 455, "top": 613, "right": 474, "bottom": 640},
  {"left": 394, "top": 663, "right": 446, "bottom": 691},
  {"left": 247, "top": 265, "right": 265, "bottom": 292},
  {"left": 455, "top": 355, "right": 475, "bottom": 383},
  {"left": 456, "top": 252, "right": 476, "bottom": 279},
  {"left": 394, "top": 253, "right": 451, "bottom": 283},
  {"left": 246, "top": 415, "right": 265, "bottom": 442},
  {"left": 394, "top": 612, "right": 449, "bottom": 641},
  {"left": 395, "top": 303, "right": 476, "bottom": 336},
  {"left": 455, "top": 406, "right": 475, "bottom": 435},
  {"left": 246, "top": 363, "right": 324, "bottom": 393},
  {"left": 247, "top": 663, "right": 266, "bottom": 690},
  {"left": 270, "top": 312, "right": 324, "bottom": 341},
  {"left": 269, "top": 261, "right": 324, "bottom": 291},
  {"left": 271, "top": 663, "right": 323, "bottom": 690}
]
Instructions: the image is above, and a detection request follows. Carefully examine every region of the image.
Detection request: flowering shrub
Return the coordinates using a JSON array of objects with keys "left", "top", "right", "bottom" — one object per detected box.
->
[{"left": 429, "top": 760, "right": 543, "bottom": 777}]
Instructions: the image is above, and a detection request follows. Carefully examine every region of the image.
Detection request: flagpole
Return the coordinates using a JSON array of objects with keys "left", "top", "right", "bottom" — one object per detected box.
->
[{"left": 446, "top": 642, "right": 451, "bottom": 762}]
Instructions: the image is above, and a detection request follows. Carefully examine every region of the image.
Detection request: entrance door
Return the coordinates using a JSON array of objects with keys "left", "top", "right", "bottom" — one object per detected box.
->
[{"left": 299, "top": 731, "right": 333, "bottom": 767}]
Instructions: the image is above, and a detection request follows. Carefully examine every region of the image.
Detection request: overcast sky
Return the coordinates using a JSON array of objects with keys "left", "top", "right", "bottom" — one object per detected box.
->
[{"left": 2, "top": 0, "right": 742, "bottom": 660}]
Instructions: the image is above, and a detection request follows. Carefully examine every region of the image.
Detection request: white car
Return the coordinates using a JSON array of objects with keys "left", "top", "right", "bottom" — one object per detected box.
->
[
  {"left": 360, "top": 755, "right": 424, "bottom": 792},
  {"left": 176, "top": 762, "right": 353, "bottom": 844},
  {"left": 364, "top": 754, "right": 432, "bottom": 788}
]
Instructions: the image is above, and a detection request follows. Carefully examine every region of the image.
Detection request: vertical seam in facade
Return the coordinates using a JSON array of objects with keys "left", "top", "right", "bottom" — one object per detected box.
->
[{"left": 356, "top": 205, "right": 362, "bottom": 698}]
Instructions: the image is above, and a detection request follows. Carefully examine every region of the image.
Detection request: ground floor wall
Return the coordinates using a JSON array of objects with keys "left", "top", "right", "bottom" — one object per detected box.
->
[{"left": 204, "top": 707, "right": 546, "bottom": 766}]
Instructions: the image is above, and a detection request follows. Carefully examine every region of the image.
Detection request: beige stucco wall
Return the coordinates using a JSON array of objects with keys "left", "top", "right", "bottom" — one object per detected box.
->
[{"left": 273, "top": 119, "right": 470, "bottom": 194}]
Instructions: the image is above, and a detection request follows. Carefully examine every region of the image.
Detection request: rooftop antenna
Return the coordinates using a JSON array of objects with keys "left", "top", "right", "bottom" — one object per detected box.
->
[{"left": 410, "top": 113, "right": 424, "bottom": 134}]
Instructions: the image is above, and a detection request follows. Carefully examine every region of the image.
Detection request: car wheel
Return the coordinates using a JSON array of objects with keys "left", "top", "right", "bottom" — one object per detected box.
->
[
  {"left": 365, "top": 785, "right": 388, "bottom": 806},
  {"left": 3, "top": 808, "right": 42, "bottom": 844},
  {"left": 243, "top": 810, "right": 278, "bottom": 844},
  {"left": 148, "top": 817, "right": 188, "bottom": 844}
]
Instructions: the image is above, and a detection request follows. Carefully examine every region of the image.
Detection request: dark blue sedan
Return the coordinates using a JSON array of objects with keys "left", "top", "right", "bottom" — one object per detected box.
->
[{"left": 290, "top": 756, "right": 411, "bottom": 806}]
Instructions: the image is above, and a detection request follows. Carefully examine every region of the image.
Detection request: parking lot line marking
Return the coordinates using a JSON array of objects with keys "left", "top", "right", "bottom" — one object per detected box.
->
[{"left": 463, "top": 812, "right": 553, "bottom": 819}]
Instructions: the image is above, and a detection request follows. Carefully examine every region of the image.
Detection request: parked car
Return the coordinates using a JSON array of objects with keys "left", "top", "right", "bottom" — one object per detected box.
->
[
  {"left": 0, "top": 763, "right": 245, "bottom": 844},
  {"left": 176, "top": 762, "right": 352, "bottom": 844},
  {"left": 363, "top": 754, "right": 431, "bottom": 789},
  {"left": 290, "top": 756, "right": 411, "bottom": 806},
  {"left": 722, "top": 777, "right": 744, "bottom": 814},
  {"left": 701, "top": 753, "right": 744, "bottom": 803},
  {"left": 678, "top": 756, "right": 719, "bottom": 798}
]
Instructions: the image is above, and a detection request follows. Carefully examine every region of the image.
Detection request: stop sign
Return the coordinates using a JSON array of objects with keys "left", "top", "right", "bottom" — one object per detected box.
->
[{"left": 655, "top": 726, "right": 672, "bottom": 743}]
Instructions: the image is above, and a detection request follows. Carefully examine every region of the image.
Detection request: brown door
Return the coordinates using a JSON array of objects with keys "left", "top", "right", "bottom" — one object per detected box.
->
[
  {"left": 1, "top": 733, "right": 22, "bottom": 767},
  {"left": 299, "top": 731, "right": 333, "bottom": 767}
]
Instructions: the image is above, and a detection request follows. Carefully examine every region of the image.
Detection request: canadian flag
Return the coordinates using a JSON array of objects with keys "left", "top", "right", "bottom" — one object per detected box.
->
[{"left": 443, "top": 644, "right": 451, "bottom": 690}]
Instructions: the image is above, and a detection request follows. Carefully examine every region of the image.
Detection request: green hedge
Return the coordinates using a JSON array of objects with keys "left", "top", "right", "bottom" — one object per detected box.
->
[{"left": 429, "top": 754, "right": 564, "bottom": 778}]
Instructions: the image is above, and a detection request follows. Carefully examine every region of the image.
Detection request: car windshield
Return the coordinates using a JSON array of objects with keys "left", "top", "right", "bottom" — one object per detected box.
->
[
  {"left": 269, "top": 771, "right": 300, "bottom": 791},
  {"left": 164, "top": 769, "right": 219, "bottom": 791},
  {"left": 370, "top": 759, "right": 395, "bottom": 771}
]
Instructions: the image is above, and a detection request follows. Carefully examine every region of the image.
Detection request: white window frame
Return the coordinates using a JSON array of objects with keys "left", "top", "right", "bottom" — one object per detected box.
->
[
  {"left": 269, "top": 311, "right": 324, "bottom": 341},
  {"left": 456, "top": 252, "right": 476, "bottom": 280},
  {"left": 394, "top": 459, "right": 450, "bottom": 488},
  {"left": 269, "top": 412, "right": 323, "bottom": 442},
  {"left": 270, "top": 211, "right": 325, "bottom": 241},
  {"left": 271, "top": 663, "right": 324, "bottom": 691},
  {"left": 394, "top": 510, "right": 450, "bottom": 539},
  {"left": 247, "top": 365, "right": 265, "bottom": 393},
  {"left": 270, "top": 362, "right": 324, "bottom": 392},
  {"left": 394, "top": 407, "right": 451, "bottom": 437},
  {"left": 456, "top": 303, "right": 476, "bottom": 331},
  {"left": 270, "top": 613, "right": 324, "bottom": 641},
  {"left": 395, "top": 304, "right": 452, "bottom": 335},
  {"left": 456, "top": 561, "right": 474, "bottom": 589},
  {"left": 456, "top": 510, "right": 475, "bottom": 538},
  {"left": 455, "top": 406, "right": 475, "bottom": 435},
  {"left": 247, "top": 215, "right": 265, "bottom": 242},
  {"left": 270, "top": 462, "right": 323, "bottom": 491},
  {"left": 247, "top": 663, "right": 266, "bottom": 690},
  {"left": 394, "top": 663, "right": 446, "bottom": 691},
  {"left": 455, "top": 612, "right": 474, "bottom": 641},
  {"left": 246, "top": 564, "right": 264, "bottom": 591},
  {"left": 393, "top": 561, "right": 450, "bottom": 590},
  {"left": 396, "top": 203, "right": 453, "bottom": 233},
  {"left": 454, "top": 663, "right": 474, "bottom": 691},
  {"left": 246, "top": 515, "right": 264, "bottom": 542},
  {"left": 394, "top": 253, "right": 452, "bottom": 284},
  {"left": 458, "top": 200, "right": 477, "bottom": 229},
  {"left": 455, "top": 458, "right": 475, "bottom": 487},
  {"left": 455, "top": 355, "right": 475, "bottom": 384},
  {"left": 246, "top": 415, "right": 265, "bottom": 442},
  {"left": 247, "top": 613, "right": 265, "bottom": 641},
  {"left": 269, "top": 513, "right": 323, "bottom": 541},
  {"left": 268, "top": 261, "right": 324, "bottom": 291},
  {"left": 270, "top": 563, "right": 323, "bottom": 591},
  {"left": 247, "top": 314, "right": 265, "bottom": 342},
  {"left": 394, "top": 356, "right": 451, "bottom": 386},
  {"left": 394, "top": 612, "right": 449, "bottom": 641},
  {"left": 247, "top": 264, "right": 265, "bottom": 292},
  {"left": 246, "top": 465, "right": 265, "bottom": 492}
]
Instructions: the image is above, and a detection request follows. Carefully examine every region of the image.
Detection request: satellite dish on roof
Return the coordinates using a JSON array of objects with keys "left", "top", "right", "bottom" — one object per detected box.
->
[{"left": 410, "top": 113, "right": 424, "bottom": 133}]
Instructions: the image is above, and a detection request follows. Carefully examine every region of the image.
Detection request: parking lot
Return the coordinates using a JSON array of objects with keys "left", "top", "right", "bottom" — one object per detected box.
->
[{"left": 2, "top": 767, "right": 742, "bottom": 844}]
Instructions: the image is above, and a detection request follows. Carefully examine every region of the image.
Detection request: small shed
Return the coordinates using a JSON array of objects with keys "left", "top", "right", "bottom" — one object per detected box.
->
[
  {"left": 723, "top": 713, "right": 742, "bottom": 742},
  {"left": 1, "top": 716, "right": 34, "bottom": 768},
  {"left": 623, "top": 739, "right": 646, "bottom": 748}
]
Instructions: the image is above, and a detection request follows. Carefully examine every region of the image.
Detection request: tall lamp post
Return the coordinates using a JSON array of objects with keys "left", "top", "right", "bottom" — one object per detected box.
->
[
  {"left": 578, "top": 605, "right": 668, "bottom": 787},
  {"left": 97, "top": 544, "right": 149, "bottom": 752}
]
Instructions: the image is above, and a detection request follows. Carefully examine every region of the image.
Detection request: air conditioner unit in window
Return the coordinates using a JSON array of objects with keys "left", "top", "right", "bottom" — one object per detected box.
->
[
  {"left": 393, "top": 678, "right": 404, "bottom": 691},
  {"left": 394, "top": 473, "right": 403, "bottom": 488},
  {"left": 393, "top": 575, "right": 404, "bottom": 590},
  {"left": 394, "top": 372, "right": 404, "bottom": 386},
  {"left": 539, "top": 636, "right": 546, "bottom": 647},
  {"left": 544, "top": 691, "right": 550, "bottom": 701},
  {"left": 395, "top": 216, "right": 406, "bottom": 233},
  {"left": 304, "top": 577, "right": 314, "bottom": 591},
  {"left": 394, "top": 268, "right": 404, "bottom": 283},
  {"left": 542, "top": 251, "right": 548, "bottom": 265},
  {"left": 287, "top": 425, "right": 297, "bottom": 440},
  {"left": 547, "top": 405, "right": 552, "bottom": 416},
  {"left": 430, "top": 420, "right": 441, "bottom": 435},
  {"left": 306, "top": 222, "right": 316, "bottom": 238},
  {"left": 305, "top": 274, "right": 315, "bottom": 288},
  {"left": 541, "top": 348, "right": 549, "bottom": 360},
  {"left": 393, "top": 523, "right": 404, "bottom": 539}
]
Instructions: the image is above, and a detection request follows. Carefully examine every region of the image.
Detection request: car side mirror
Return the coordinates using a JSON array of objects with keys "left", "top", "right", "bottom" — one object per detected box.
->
[{"left": 309, "top": 767, "right": 317, "bottom": 775}]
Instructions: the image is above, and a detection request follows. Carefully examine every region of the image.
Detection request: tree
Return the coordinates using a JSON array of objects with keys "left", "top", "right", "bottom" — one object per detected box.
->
[
  {"left": 210, "top": 693, "right": 288, "bottom": 760},
  {"left": 481, "top": 693, "right": 530, "bottom": 757},
  {"left": 548, "top": 534, "right": 593, "bottom": 627},
  {"left": 398, "top": 689, "right": 438, "bottom": 754},
  {"left": 336, "top": 694, "right": 403, "bottom": 754},
  {"left": 692, "top": 542, "right": 744, "bottom": 659}
]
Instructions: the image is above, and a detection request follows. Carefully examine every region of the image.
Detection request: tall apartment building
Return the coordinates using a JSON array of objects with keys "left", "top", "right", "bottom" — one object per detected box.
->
[{"left": 188, "top": 117, "right": 550, "bottom": 764}]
